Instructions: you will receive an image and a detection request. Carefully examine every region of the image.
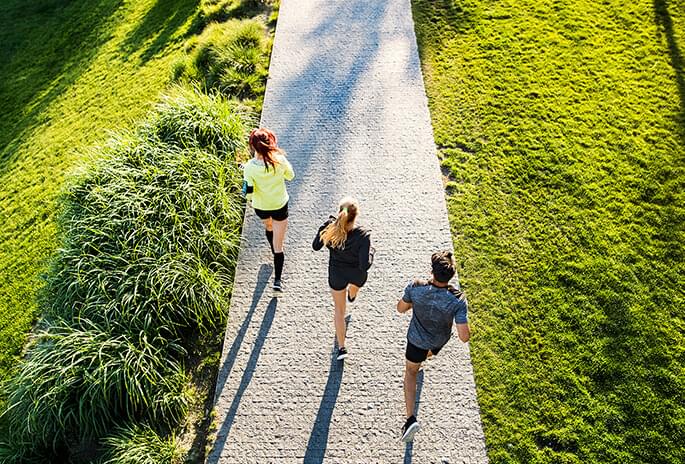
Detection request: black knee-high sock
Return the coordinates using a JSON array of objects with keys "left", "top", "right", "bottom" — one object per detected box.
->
[
  {"left": 265, "top": 230, "right": 275, "bottom": 254},
  {"left": 274, "top": 252, "right": 284, "bottom": 281}
]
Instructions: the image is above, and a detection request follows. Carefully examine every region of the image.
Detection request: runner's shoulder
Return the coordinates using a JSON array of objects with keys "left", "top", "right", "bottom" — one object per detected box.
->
[
  {"left": 353, "top": 225, "right": 371, "bottom": 237},
  {"left": 447, "top": 284, "right": 467, "bottom": 303}
]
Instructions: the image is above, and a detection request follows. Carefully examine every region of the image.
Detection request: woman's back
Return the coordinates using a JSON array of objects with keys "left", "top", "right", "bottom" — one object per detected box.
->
[
  {"left": 243, "top": 153, "right": 294, "bottom": 210},
  {"left": 313, "top": 217, "right": 372, "bottom": 270}
]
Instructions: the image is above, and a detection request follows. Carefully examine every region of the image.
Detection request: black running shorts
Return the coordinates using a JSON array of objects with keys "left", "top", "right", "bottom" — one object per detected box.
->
[
  {"left": 405, "top": 340, "right": 444, "bottom": 364},
  {"left": 254, "top": 202, "right": 289, "bottom": 221},
  {"left": 328, "top": 265, "right": 367, "bottom": 291}
]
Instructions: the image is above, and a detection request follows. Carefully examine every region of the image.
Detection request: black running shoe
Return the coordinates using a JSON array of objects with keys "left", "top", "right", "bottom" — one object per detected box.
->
[
  {"left": 336, "top": 347, "right": 348, "bottom": 361},
  {"left": 347, "top": 290, "right": 357, "bottom": 303},
  {"left": 400, "top": 415, "right": 420, "bottom": 442},
  {"left": 272, "top": 279, "right": 283, "bottom": 295}
]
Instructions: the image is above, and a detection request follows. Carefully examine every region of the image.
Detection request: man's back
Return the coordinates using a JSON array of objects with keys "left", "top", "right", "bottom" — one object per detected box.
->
[{"left": 403, "top": 280, "right": 468, "bottom": 350}]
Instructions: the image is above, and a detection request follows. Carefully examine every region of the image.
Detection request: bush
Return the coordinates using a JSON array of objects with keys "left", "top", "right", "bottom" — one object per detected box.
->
[
  {"left": 0, "top": 87, "right": 251, "bottom": 460},
  {"left": 142, "top": 85, "right": 252, "bottom": 157},
  {"left": 2, "top": 323, "right": 188, "bottom": 452},
  {"left": 174, "top": 20, "right": 270, "bottom": 101},
  {"left": 101, "top": 424, "right": 183, "bottom": 464},
  {"left": 192, "top": 0, "right": 276, "bottom": 34},
  {"left": 45, "top": 141, "right": 245, "bottom": 336}
]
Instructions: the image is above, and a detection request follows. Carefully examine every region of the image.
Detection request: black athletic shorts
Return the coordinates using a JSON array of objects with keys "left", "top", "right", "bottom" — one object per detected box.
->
[
  {"left": 405, "top": 340, "right": 444, "bottom": 364},
  {"left": 328, "top": 265, "right": 367, "bottom": 291},
  {"left": 254, "top": 202, "right": 289, "bottom": 221}
]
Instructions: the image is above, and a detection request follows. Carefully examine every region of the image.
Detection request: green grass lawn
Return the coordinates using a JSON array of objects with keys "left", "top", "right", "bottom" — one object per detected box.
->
[
  {"left": 411, "top": 0, "right": 684, "bottom": 463},
  {"left": 0, "top": 0, "right": 202, "bottom": 383}
]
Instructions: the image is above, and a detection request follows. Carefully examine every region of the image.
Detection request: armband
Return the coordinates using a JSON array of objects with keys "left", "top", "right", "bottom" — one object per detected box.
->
[{"left": 241, "top": 181, "right": 253, "bottom": 197}]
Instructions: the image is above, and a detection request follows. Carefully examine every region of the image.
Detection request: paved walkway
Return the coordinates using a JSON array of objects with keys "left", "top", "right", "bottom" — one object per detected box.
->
[{"left": 207, "top": 1, "right": 488, "bottom": 462}]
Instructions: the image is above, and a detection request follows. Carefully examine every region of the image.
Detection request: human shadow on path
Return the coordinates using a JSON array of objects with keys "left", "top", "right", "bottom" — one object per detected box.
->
[
  {"left": 303, "top": 337, "right": 347, "bottom": 464},
  {"left": 403, "top": 369, "right": 425, "bottom": 464},
  {"left": 213, "top": 263, "right": 271, "bottom": 399},
  {"left": 206, "top": 265, "right": 275, "bottom": 463}
]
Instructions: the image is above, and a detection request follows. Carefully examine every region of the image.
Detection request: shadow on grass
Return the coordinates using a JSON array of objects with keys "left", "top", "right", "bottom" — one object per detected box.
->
[
  {"left": 654, "top": 0, "right": 685, "bottom": 139},
  {"left": 119, "top": 0, "right": 200, "bottom": 63},
  {"left": 403, "top": 369, "right": 424, "bottom": 464},
  {"left": 411, "top": 0, "right": 477, "bottom": 62},
  {"left": 0, "top": 0, "right": 122, "bottom": 174}
]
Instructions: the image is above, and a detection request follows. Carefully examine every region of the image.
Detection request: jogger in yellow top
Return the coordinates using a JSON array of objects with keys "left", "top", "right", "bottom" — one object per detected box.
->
[{"left": 243, "top": 128, "right": 295, "bottom": 293}]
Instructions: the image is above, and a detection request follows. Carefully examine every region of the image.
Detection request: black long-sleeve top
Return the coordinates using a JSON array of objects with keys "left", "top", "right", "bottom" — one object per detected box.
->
[{"left": 312, "top": 216, "right": 372, "bottom": 271}]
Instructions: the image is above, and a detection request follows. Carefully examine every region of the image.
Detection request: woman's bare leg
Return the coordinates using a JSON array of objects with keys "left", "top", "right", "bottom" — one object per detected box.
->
[
  {"left": 331, "top": 289, "right": 347, "bottom": 348},
  {"left": 271, "top": 218, "right": 288, "bottom": 253},
  {"left": 348, "top": 283, "right": 361, "bottom": 300}
]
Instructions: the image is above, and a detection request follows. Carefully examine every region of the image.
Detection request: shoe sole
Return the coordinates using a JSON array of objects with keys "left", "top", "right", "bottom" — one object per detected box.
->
[
  {"left": 272, "top": 287, "right": 283, "bottom": 297},
  {"left": 401, "top": 422, "right": 420, "bottom": 443},
  {"left": 336, "top": 353, "right": 348, "bottom": 361}
]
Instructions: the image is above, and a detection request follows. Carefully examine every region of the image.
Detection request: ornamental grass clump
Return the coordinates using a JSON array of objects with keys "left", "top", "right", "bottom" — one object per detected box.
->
[
  {"left": 142, "top": 85, "right": 250, "bottom": 156},
  {"left": 101, "top": 424, "right": 183, "bottom": 464},
  {"left": 3, "top": 324, "right": 188, "bottom": 450},
  {"left": 0, "top": 88, "right": 251, "bottom": 461},
  {"left": 46, "top": 139, "right": 244, "bottom": 336},
  {"left": 174, "top": 20, "right": 269, "bottom": 101}
]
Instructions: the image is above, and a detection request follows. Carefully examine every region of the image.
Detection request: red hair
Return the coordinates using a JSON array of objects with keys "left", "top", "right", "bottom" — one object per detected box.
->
[{"left": 249, "top": 128, "right": 280, "bottom": 171}]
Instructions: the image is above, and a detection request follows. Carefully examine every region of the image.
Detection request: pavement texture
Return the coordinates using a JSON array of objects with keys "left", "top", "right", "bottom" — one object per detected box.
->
[{"left": 207, "top": 0, "right": 488, "bottom": 462}]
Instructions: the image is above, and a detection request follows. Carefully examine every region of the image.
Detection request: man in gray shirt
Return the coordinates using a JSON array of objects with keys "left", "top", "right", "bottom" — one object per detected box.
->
[{"left": 396, "top": 251, "right": 471, "bottom": 442}]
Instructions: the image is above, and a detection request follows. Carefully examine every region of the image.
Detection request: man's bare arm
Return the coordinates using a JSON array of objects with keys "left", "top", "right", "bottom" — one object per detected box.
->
[
  {"left": 455, "top": 323, "right": 470, "bottom": 342},
  {"left": 397, "top": 299, "right": 412, "bottom": 313}
]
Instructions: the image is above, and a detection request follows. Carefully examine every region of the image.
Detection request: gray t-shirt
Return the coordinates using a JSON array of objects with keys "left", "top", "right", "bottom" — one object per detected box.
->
[{"left": 403, "top": 280, "right": 468, "bottom": 350}]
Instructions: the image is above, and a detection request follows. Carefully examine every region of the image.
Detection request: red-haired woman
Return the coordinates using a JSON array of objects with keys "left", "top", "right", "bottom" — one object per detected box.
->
[
  {"left": 243, "top": 128, "right": 295, "bottom": 293},
  {"left": 313, "top": 197, "right": 373, "bottom": 360}
]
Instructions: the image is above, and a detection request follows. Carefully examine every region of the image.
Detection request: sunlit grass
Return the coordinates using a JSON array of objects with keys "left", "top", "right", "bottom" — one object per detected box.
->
[
  {"left": 0, "top": 0, "right": 200, "bottom": 386},
  {"left": 412, "top": 0, "right": 685, "bottom": 462}
]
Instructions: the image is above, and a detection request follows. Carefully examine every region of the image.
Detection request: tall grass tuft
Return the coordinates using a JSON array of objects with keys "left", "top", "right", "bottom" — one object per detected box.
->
[
  {"left": 45, "top": 140, "right": 246, "bottom": 336},
  {"left": 0, "top": 87, "right": 251, "bottom": 460},
  {"left": 174, "top": 20, "right": 270, "bottom": 102},
  {"left": 2, "top": 322, "right": 188, "bottom": 451},
  {"left": 142, "top": 85, "right": 252, "bottom": 157},
  {"left": 101, "top": 424, "right": 184, "bottom": 464}
]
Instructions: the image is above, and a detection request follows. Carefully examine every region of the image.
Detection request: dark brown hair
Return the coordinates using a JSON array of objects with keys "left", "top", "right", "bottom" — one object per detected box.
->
[
  {"left": 431, "top": 251, "right": 456, "bottom": 283},
  {"left": 249, "top": 128, "right": 280, "bottom": 171}
]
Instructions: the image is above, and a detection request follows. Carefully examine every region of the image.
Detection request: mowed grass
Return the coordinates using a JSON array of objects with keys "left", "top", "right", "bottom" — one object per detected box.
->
[
  {"left": 0, "top": 0, "right": 202, "bottom": 383},
  {"left": 412, "top": 1, "right": 684, "bottom": 463}
]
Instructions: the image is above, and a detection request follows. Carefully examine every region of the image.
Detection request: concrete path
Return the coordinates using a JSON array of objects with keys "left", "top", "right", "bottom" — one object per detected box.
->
[{"left": 207, "top": 1, "right": 488, "bottom": 462}]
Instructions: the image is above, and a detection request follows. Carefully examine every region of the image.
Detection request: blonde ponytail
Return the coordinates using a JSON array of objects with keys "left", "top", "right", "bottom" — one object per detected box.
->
[{"left": 320, "top": 197, "right": 359, "bottom": 249}]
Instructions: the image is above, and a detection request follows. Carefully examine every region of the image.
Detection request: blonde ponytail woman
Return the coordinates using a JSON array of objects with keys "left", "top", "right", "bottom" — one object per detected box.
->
[{"left": 313, "top": 197, "right": 373, "bottom": 360}]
